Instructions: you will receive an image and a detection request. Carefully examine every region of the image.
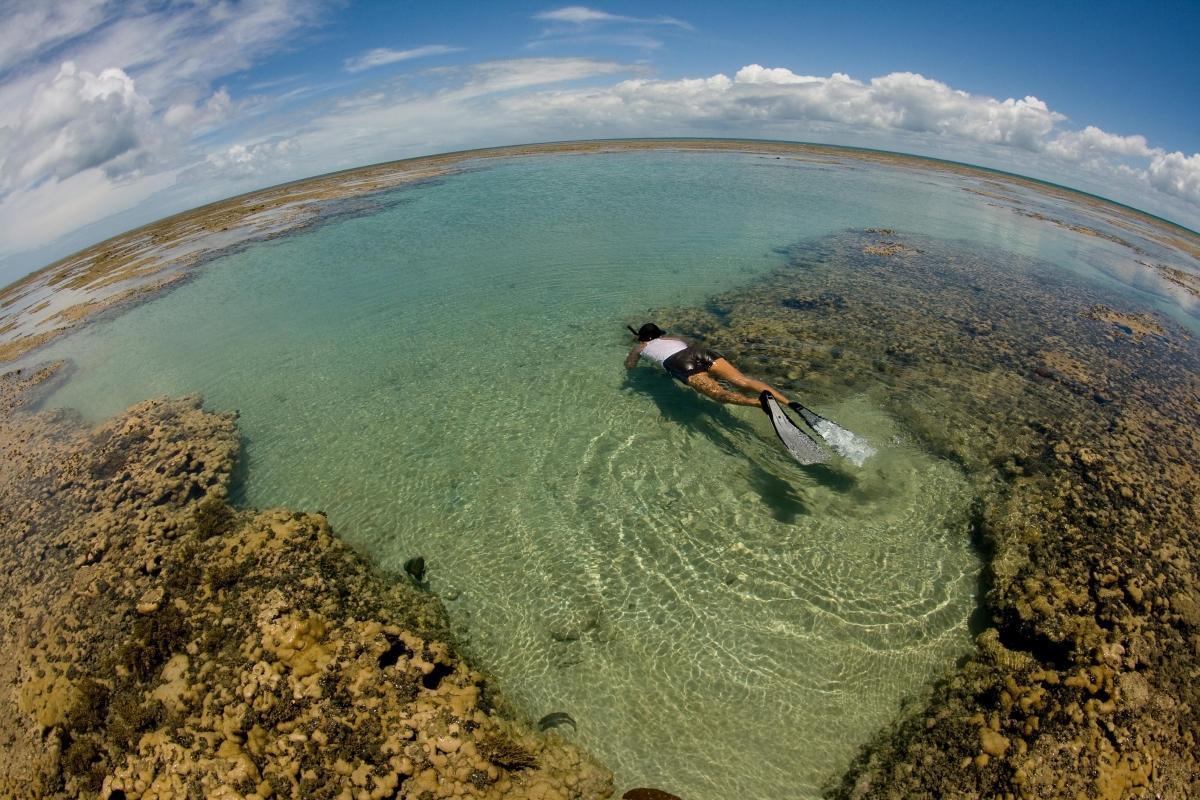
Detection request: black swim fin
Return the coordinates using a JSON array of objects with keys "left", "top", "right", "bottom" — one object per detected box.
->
[{"left": 759, "top": 391, "right": 829, "bottom": 465}]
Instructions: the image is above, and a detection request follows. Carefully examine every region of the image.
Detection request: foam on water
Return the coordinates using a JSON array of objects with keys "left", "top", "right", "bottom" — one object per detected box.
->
[
  {"left": 23, "top": 150, "right": 1195, "bottom": 798},
  {"left": 811, "top": 417, "right": 878, "bottom": 467}
]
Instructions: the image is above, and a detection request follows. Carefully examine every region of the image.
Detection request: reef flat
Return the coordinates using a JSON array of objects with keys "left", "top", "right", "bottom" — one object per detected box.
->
[
  {"left": 2, "top": 139, "right": 1195, "bottom": 366},
  {"left": 649, "top": 228, "right": 1199, "bottom": 798},
  {"left": 0, "top": 365, "right": 612, "bottom": 799}
]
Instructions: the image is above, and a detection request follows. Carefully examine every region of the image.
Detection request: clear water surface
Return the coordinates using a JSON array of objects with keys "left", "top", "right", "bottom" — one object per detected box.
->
[{"left": 24, "top": 150, "right": 1198, "bottom": 798}]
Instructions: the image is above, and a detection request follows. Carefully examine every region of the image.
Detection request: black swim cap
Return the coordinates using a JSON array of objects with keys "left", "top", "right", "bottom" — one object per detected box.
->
[{"left": 630, "top": 322, "right": 666, "bottom": 341}]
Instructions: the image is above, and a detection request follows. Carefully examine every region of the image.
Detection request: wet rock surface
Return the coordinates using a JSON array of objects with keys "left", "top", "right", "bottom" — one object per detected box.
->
[
  {"left": 648, "top": 228, "right": 1199, "bottom": 799},
  {"left": 0, "top": 366, "right": 611, "bottom": 799}
]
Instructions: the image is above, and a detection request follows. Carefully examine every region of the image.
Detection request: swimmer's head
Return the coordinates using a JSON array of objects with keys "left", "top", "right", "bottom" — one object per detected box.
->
[{"left": 629, "top": 322, "right": 666, "bottom": 342}]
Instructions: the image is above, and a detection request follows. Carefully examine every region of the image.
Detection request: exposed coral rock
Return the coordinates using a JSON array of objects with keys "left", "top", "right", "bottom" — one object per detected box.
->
[{"left": 0, "top": 366, "right": 611, "bottom": 799}]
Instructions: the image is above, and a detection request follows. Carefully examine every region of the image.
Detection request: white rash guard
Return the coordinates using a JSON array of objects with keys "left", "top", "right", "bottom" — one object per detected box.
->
[{"left": 639, "top": 337, "right": 688, "bottom": 364}]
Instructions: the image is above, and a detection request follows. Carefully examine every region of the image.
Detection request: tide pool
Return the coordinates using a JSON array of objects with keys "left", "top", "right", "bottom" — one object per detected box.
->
[{"left": 25, "top": 149, "right": 1195, "bottom": 798}]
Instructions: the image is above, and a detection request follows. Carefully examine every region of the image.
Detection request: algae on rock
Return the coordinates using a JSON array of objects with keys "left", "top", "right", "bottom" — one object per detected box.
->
[{"left": 0, "top": 365, "right": 613, "bottom": 800}]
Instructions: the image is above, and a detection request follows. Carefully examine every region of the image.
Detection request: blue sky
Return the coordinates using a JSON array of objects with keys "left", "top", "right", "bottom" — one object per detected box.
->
[{"left": 1, "top": 0, "right": 1197, "bottom": 284}]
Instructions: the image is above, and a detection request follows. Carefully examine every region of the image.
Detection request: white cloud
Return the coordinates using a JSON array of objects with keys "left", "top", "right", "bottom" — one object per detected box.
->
[
  {"left": 534, "top": 6, "right": 692, "bottom": 29},
  {"left": 526, "top": 33, "right": 664, "bottom": 51},
  {"left": 1043, "top": 126, "right": 1200, "bottom": 205},
  {"left": 164, "top": 88, "right": 234, "bottom": 132},
  {"left": 486, "top": 65, "right": 1198, "bottom": 223},
  {"left": 1047, "top": 125, "right": 1154, "bottom": 161},
  {"left": 244, "top": 57, "right": 634, "bottom": 175},
  {"left": 1147, "top": 151, "right": 1200, "bottom": 204},
  {"left": 443, "top": 57, "right": 631, "bottom": 99},
  {"left": 0, "top": 166, "right": 177, "bottom": 256},
  {"left": 0, "top": 0, "right": 329, "bottom": 271},
  {"left": 4, "top": 45, "right": 1200, "bottom": 278},
  {"left": 497, "top": 66, "right": 1066, "bottom": 152},
  {"left": 204, "top": 138, "right": 296, "bottom": 176},
  {"left": 0, "top": 62, "right": 153, "bottom": 190},
  {"left": 344, "top": 45, "right": 464, "bottom": 73},
  {"left": 0, "top": 0, "right": 111, "bottom": 74}
]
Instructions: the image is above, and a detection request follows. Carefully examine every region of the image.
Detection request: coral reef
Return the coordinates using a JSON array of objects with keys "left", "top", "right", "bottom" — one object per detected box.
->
[
  {"left": 0, "top": 366, "right": 611, "bottom": 799},
  {"left": 649, "top": 228, "right": 1200, "bottom": 799}
]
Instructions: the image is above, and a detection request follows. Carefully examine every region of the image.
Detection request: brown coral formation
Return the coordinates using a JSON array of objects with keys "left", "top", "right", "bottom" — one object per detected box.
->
[
  {"left": 861, "top": 232, "right": 919, "bottom": 257},
  {"left": 649, "top": 229, "right": 1200, "bottom": 799},
  {"left": 0, "top": 366, "right": 611, "bottom": 799},
  {"left": 1081, "top": 305, "right": 1167, "bottom": 341}
]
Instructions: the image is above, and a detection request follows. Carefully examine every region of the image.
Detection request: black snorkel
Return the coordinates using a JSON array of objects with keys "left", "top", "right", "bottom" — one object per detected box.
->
[{"left": 627, "top": 325, "right": 639, "bottom": 338}]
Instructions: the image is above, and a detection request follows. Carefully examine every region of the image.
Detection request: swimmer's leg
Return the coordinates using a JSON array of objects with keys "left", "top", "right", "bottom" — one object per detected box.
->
[
  {"left": 686, "top": 372, "right": 759, "bottom": 406},
  {"left": 708, "top": 358, "right": 790, "bottom": 404}
]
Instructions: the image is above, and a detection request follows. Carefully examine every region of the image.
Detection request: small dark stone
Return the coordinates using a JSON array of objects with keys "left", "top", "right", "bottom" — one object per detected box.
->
[
  {"left": 403, "top": 556, "right": 426, "bottom": 583},
  {"left": 537, "top": 711, "right": 577, "bottom": 732},
  {"left": 622, "top": 789, "right": 682, "bottom": 800}
]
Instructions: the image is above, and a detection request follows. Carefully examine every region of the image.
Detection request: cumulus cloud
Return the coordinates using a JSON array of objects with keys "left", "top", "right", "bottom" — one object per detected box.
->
[
  {"left": 506, "top": 66, "right": 1066, "bottom": 152},
  {"left": 1043, "top": 127, "right": 1200, "bottom": 205},
  {"left": 164, "top": 89, "right": 234, "bottom": 132},
  {"left": 1147, "top": 151, "right": 1200, "bottom": 204},
  {"left": 0, "top": 62, "right": 153, "bottom": 190},
  {"left": 1047, "top": 125, "right": 1154, "bottom": 161},
  {"left": 344, "top": 45, "right": 463, "bottom": 73},
  {"left": 204, "top": 138, "right": 296, "bottom": 176},
  {"left": 484, "top": 64, "right": 1200, "bottom": 217},
  {"left": 39, "top": 58, "right": 1200, "bottom": 254},
  {"left": 4, "top": 43, "right": 1200, "bottom": 275}
]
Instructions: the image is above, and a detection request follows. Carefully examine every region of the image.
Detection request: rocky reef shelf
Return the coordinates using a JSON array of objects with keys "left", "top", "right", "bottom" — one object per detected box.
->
[{"left": 0, "top": 365, "right": 612, "bottom": 799}]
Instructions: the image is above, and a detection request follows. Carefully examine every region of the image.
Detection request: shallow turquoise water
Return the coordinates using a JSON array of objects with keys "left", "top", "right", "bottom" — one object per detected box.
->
[{"left": 24, "top": 150, "right": 1199, "bottom": 798}]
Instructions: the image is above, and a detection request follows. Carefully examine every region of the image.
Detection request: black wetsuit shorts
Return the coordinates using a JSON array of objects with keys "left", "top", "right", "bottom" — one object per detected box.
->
[{"left": 663, "top": 346, "right": 723, "bottom": 383}]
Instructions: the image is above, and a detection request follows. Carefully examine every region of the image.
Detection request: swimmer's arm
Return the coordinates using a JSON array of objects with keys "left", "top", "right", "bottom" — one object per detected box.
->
[{"left": 624, "top": 343, "right": 645, "bottom": 369}]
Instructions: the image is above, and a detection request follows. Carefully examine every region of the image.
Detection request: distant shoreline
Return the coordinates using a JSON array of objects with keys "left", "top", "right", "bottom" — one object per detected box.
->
[{"left": 2, "top": 138, "right": 1198, "bottom": 365}]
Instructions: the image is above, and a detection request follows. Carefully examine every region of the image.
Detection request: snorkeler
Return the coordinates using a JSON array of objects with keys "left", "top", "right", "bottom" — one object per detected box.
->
[
  {"left": 624, "top": 322, "right": 830, "bottom": 464},
  {"left": 624, "top": 322, "right": 877, "bottom": 466},
  {"left": 624, "top": 322, "right": 791, "bottom": 407}
]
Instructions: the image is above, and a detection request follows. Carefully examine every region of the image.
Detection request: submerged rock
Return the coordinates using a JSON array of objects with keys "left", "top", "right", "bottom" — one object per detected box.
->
[
  {"left": 404, "top": 555, "right": 427, "bottom": 584},
  {"left": 538, "top": 712, "right": 578, "bottom": 732},
  {"left": 622, "top": 789, "right": 682, "bottom": 800}
]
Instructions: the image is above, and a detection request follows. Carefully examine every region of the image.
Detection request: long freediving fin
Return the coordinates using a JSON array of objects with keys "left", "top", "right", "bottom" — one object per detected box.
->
[
  {"left": 759, "top": 391, "right": 830, "bottom": 465},
  {"left": 788, "top": 401, "right": 877, "bottom": 466},
  {"left": 786, "top": 402, "right": 823, "bottom": 430}
]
